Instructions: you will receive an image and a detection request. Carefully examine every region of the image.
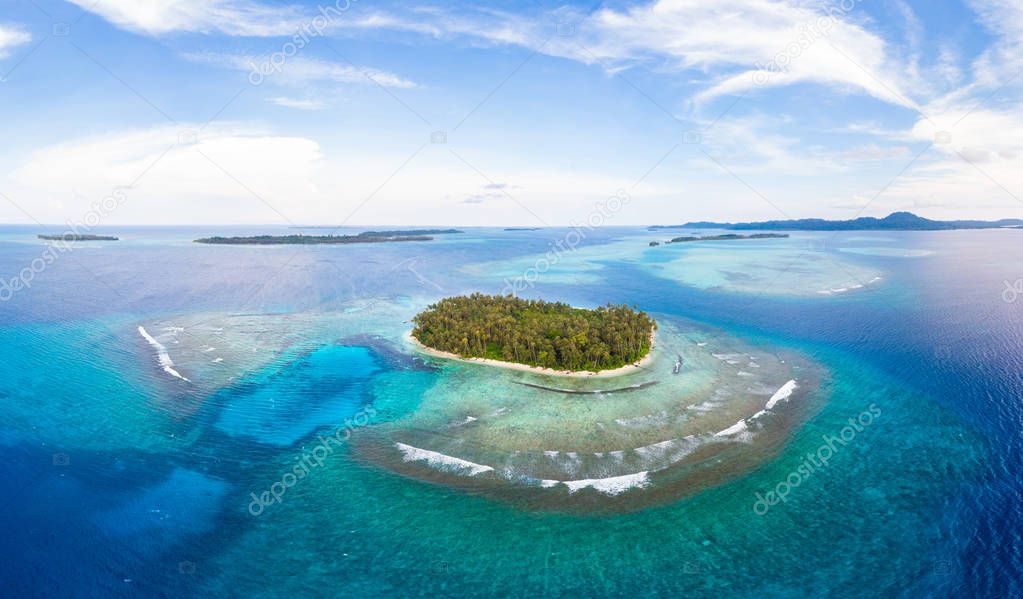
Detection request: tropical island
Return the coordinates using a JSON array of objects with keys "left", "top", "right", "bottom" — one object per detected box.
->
[
  {"left": 664, "top": 233, "right": 789, "bottom": 243},
  {"left": 357, "top": 229, "right": 463, "bottom": 236},
  {"left": 410, "top": 294, "right": 656, "bottom": 374},
  {"left": 654, "top": 211, "right": 1023, "bottom": 231},
  {"left": 287, "top": 228, "right": 463, "bottom": 235},
  {"left": 194, "top": 231, "right": 453, "bottom": 245},
  {"left": 38, "top": 234, "right": 118, "bottom": 241}
]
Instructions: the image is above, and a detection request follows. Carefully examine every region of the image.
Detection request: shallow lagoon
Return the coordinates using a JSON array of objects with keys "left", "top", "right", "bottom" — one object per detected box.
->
[
  {"left": 463, "top": 229, "right": 887, "bottom": 297},
  {"left": 641, "top": 235, "right": 885, "bottom": 296},
  {"left": 356, "top": 317, "right": 824, "bottom": 512}
]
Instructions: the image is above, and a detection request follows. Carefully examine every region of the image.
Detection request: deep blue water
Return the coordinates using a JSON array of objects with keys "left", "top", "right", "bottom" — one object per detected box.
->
[{"left": 0, "top": 225, "right": 1020, "bottom": 597}]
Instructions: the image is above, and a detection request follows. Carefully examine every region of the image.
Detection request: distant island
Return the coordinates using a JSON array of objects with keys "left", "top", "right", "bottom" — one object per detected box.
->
[
  {"left": 504, "top": 227, "right": 541, "bottom": 231},
  {"left": 194, "top": 231, "right": 452, "bottom": 245},
  {"left": 654, "top": 211, "right": 1023, "bottom": 231},
  {"left": 411, "top": 294, "right": 656, "bottom": 374},
  {"left": 664, "top": 233, "right": 789, "bottom": 243},
  {"left": 38, "top": 234, "right": 118, "bottom": 241},
  {"left": 357, "top": 229, "right": 463, "bottom": 236},
  {"left": 288, "top": 228, "right": 464, "bottom": 236}
]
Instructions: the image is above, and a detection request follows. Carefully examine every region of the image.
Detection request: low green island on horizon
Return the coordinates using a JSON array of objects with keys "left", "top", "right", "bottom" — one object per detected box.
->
[
  {"left": 194, "top": 229, "right": 463, "bottom": 245},
  {"left": 658, "top": 233, "right": 790, "bottom": 245},
  {"left": 653, "top": 211, "right": 1023, "bottom": 231},
  {"left": 38, "top": 234, "right": 118, "bottom": 241},
  {"left": 411, "top": 293, "right": 656, "bottom": 373}
]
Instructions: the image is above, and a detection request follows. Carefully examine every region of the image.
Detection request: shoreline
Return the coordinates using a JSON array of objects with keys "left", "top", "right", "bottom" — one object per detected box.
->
[{"left": 404, "top": 329, "right": 656, "bottom": 378}]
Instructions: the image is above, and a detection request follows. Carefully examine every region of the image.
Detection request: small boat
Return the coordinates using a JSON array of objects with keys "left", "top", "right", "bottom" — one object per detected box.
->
[{"left": 673, "top": 354, "right": 683, "bottom": 374}]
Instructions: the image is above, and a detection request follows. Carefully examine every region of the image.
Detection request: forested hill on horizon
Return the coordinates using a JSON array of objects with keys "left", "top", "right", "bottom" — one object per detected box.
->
[{"left": 654, "top": 212, "right": 1023, "bottom": 231}]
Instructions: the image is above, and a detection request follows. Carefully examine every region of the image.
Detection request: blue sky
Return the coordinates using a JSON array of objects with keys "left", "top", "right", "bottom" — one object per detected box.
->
[{"left": 0, "top": 0, "right": 1021, "bottom": 225}]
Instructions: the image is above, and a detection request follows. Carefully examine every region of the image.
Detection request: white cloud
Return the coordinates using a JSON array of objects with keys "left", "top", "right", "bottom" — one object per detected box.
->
[
  {"left": 264, "top": 54, "right": 415, "bottom": 88},
  {"left": 953, "top": 1, "right": 1023, "bottom": 94},
  {"left": 65, "top": 0, "right": 314, "bottom": 36},
  {"left": 588, "top": 0, "right": 914, "bottom": 107},
  {"left": 184, "top": 52, "right": 415, "bottom": 88},
  {"left": 377, "top": 2, "right": 919, "bottom": 113},
  {"left": 692, "top": 115, "right": 850, "bottom": 175},
  {"left": 2, "top": 124, "right": 677, "bottom": 225},
  {"left": 12, "top": 1, "right": 1023, "bottom": 224},
  {"left": 968, "top": 0, "right": 1023, "bottom": 54},
  {"left": 879, "top": 106, "right": 1023, "bottom": 217},
  {"left": 8, "top": 124, "right": 327, "bottom": 224},
  {"left": 855, "top": 0, "right": 1023, "bottom": 220},
  {"left": 341, "top": 7, "right": 541, "bottom": 44},
  {"left": 68, "top": 1, "right": 919, "bottom": 111},
  {"left": 269, "top": 97, "right": 327, "bottom": 110},
  {"left": 0, "top": 24, "right": 31, "bottom": 58}
]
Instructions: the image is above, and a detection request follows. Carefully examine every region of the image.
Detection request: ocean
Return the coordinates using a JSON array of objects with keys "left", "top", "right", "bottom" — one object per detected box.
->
[{"left": 0, "top": 225, "right": 1019, "bottom": 597}]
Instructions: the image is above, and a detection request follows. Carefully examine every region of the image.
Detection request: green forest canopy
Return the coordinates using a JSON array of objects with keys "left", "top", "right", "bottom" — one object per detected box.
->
[{"left": 412, "top": 294, "right": 656, "bottom": 372}]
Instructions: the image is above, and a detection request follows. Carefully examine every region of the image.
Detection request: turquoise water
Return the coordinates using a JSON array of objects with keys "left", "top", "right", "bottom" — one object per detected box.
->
[
  {"left": 204, "top": 350, "right": 982, "bottom": 597},
  {"left": 215, "top": 345, "right": 380, "bottom": 447},
  {"left": 0, "top": 225, "right": 1018, "bottom": 597}
]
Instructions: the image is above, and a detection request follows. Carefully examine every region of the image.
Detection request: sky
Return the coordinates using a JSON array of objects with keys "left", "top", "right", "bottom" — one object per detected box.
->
[{"left": 0, "top": 0, "right": 1021, "bottom": 226}]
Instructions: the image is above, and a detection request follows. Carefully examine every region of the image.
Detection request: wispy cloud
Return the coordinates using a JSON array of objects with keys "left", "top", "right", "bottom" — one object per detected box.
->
[
  {"left": 968, "top": 0, "right": 1023, "bottom": 67},
  {"left": 66, "top": 0, "right": 313, "bottom": 36},
  {"left": 184, "top": 52, "right": 416, "bottom": 88},
  {"left": 461, "top": 192, "right": 501, "bottom": 204},
  {"left": 579, "top": 1, "right": 916, "bottom": 110},
  {"left": 269, "top": 96, "right": 328, "bottom": 110},
  {"left": 461, "top": 181, "right": 516, "bottom": 204},
  {"left": 851, "top": 1, "right": 1023, "bottom": 218},
  {"left": 363, "top": 2, "right": 920, "bottom": 114},
  {"left": 61, "top": 1, "right": 922, "bottom": 113}
]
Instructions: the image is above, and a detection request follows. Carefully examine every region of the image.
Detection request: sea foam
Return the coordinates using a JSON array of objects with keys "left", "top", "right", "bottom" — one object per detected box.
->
[
  {"left": 394, "top": 442, "right": 494, "bottom": 476},
  {"left": 765, "top": 379, "right": 798, "bottom": 410},
  {"left": 715, "top": 420, "right": 748, "bottom": 437},
  {"left": 137, "top": 326, "right": 190, "bottom": 382},
  {"left": 562, "top": 471, "right": 650, "bottom": 495}
]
